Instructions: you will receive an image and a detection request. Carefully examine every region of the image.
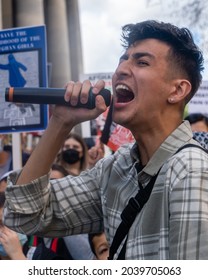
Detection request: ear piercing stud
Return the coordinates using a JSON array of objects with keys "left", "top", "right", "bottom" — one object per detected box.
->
[{"left": 169, "top": 98, "right": 174, "bottom": 103}]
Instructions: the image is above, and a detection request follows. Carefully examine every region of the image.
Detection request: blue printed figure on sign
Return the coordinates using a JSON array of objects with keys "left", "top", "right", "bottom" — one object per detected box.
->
[
  {"left": 0, "top": 53, "right": 35, "bottom": 114},
  {"left": 0, "top": 53, "right": 27, "bottom": 87}
]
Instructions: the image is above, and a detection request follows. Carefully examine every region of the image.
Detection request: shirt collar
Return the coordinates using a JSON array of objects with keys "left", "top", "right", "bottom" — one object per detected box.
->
[{"left": 130, "top": 120, "right": 193, "bottom": 176}]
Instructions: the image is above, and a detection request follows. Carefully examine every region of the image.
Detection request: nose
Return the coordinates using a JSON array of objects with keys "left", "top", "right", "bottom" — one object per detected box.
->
[{"left": 114, "top": 59, "right": 131, "bottom": 79}]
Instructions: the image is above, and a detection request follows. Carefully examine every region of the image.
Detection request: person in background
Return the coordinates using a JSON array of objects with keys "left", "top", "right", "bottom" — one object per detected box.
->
[
  {"left": 87, "top": 139, "right": 105, "bottom": 169},
  {"left": 0, "top": 192, "right": 27, "bottom": 260},
  {"left": 56, "top": 132, "right": 89, "bottom": 176},
  {"left": 0, "top": 135, "right": 12, "bottom": 179},
  {"left": 184, "top": 114, "right": 208, "bottom": 150},
  {"left": 185, "top": 113, "right": 208, "bottom": 132},
  {"left": 4, "top": 20, "right": 208, "bottom": 260},
  {"left": 0, "top": 134, "right": 31, "bottom": 179},
  {"left": 0, "top": 171, "right": 13, "bottom": 192},
  {"left": 88, "top": 232, "right": 109, "bottom": 260},
  {"left": 55, "top": 134, "right": 98, "bottom": 259}
]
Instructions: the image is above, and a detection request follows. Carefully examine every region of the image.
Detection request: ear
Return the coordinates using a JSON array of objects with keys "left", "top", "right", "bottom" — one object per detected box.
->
[{"left": 168, "top": 80, "right": 191, "bottom": 104}]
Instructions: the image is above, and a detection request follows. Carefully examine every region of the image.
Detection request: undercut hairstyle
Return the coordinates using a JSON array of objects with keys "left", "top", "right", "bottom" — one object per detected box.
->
[{"left": 121, "top": 20, "right": 204, "bottom": 102}]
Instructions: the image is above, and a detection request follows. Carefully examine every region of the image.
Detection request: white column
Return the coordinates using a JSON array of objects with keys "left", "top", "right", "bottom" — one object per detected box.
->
[
  {"left": 45, "top": 0, "right": 71, "bottom": 87},
  {"left": 0, "top": 0, "right": 3, "bottom": 29},
  {"left": 13, "top": 0, "right": 44, "bottom": 26},
  {"left": 66, "top": 0, "right": 83, "bottom": 81}
]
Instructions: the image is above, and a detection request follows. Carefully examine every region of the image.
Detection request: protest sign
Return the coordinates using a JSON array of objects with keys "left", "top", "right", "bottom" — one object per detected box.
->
[{"left": 0, "top": 25, "right": 48, "bottom": 133}]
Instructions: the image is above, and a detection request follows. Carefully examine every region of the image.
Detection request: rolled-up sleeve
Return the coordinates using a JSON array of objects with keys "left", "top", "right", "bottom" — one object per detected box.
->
[
  {"left": 3, "top": 169, "right": 52, "bottom": 235},
  {"left": 5, "top": 170, "right": 51, "bottom": 213},
  {"left": 3, "top": 168, "right": 104, "bottom": 237}
]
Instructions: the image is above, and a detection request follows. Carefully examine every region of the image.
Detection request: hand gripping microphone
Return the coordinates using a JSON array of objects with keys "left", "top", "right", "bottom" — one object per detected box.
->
[{"left": 5, "top": 87, "right": 111, "bottom": 109}]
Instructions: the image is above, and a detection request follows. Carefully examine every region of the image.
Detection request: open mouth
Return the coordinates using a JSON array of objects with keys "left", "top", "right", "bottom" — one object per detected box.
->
[{"left": 115, "top": 84, "right": 134, "bottom": 103}]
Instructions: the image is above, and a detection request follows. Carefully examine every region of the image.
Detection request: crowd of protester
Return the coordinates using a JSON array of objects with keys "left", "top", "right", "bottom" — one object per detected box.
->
[
  {"left": 0, "top": 132, "right": 109, "bottom": 260},
  {"left": 1, "top": 111, "right": 208, "bottom": 260}
]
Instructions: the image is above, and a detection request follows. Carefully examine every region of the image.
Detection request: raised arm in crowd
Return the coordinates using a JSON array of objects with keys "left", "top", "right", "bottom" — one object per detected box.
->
[{"left": 3, "top": 20, "right": 208, "bottom": 260}]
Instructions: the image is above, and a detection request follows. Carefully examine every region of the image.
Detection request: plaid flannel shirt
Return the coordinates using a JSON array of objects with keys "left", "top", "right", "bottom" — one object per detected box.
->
[{"left": 3, "top": 121, "right": 208, "bottom": 259}]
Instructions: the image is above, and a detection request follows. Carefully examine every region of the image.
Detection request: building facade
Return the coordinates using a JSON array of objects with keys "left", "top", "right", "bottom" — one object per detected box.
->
[{"left": 0, "top": 0, "right": 83, "bottom": 87}]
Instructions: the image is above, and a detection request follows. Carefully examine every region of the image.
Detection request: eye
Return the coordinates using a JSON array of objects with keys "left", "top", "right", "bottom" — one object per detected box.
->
[
  {"left": 97, "top": 245, "right": 109, "bottom": 257},
  {"left": 137, "top": 60, "right": 149, "bottom": 66}
]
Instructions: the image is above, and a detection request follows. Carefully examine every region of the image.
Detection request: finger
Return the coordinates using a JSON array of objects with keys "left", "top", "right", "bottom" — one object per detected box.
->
[
  {"left": 89, "top": 148, "right": 98, "bottom": 159},
  {"left": 95, "top": 94, "right": 108, "bottom": 112},
  {"left": 69, "top": 81, "right": 93, "bottom": 107},
  {"left": 91, "top": 80, "right": 105, "bottom": 94},
  {"left": 64, "top": 81, "right": 75, "bottom": 102},
  {"left": 97, "top": 148, "right": 104, "bottom": 158},
  {"left": 70, "top": 82, "right": 83, "bottom": 106},
  {"left": 79, "top": 80, "right": 92, "bottom": 104}
]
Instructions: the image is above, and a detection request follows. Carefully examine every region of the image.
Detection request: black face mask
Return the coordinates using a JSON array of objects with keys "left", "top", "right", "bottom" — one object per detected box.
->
[{"left": 62, "top": 149, "right": 81, "bottom": 164}]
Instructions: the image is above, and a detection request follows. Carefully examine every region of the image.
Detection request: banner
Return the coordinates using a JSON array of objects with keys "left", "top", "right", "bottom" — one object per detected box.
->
[{"left": 0, "top": 25, "right": 48, "bottom": 133}]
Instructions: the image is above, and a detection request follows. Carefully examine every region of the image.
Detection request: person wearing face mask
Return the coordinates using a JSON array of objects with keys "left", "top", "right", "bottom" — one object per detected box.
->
[
  {"left": 56, "top": 133, "right": 88, "bottom": 176},
  {"left": 55, "top": 135, "right": 95, "bottom": 259}
]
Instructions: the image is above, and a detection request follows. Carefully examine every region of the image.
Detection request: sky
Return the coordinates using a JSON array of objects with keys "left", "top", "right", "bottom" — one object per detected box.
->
[
  {"left": 78, "top": 0, "right": 208, "bottom": 78},
  {"left": 78, "top": 0, "right": 163, "bottom": 74}
]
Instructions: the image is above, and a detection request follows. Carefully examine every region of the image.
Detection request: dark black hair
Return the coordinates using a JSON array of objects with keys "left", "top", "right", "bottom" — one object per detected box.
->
[
  {"left": 185, "top": 113, "right": 208, "bottom": 126},
  {"left": 121, "top": 20, "right": 204, "bottom": 102}
]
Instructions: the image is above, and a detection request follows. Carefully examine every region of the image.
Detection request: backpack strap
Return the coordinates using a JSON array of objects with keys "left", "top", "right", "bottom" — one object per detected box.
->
[
  {"left": 109, "top": 142, "right": 207, "bottom": 260},
  {"left": 175, "top": 143, "right": 208, "bottom": 154},
  {"left": 108, "top": 168, "right": 161, "bottom": 260}
]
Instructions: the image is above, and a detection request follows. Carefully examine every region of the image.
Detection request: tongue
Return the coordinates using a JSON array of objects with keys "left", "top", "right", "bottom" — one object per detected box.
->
[
  {"left": 118, "top": 91, "right": 134, "bottom": 103},
  {"left": 118, "top": 95, "right": 132, "bottom": 103}
]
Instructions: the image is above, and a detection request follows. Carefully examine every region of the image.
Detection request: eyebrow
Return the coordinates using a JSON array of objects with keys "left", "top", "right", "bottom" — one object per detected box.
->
[
  {"left": 119, "top": 52, "right": 155, "bottom": 61},
  {"left": 132, "top": 52, "right": 155, "bottom": 59}
]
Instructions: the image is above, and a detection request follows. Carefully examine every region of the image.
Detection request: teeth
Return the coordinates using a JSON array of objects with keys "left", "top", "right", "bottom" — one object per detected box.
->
[{"left": 116, "top": 84, "right": 130, "bottom": 91}]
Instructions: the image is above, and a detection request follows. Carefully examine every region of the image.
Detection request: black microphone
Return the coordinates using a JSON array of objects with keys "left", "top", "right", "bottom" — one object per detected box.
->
[{"left": 5, "top": 87, "right": 111, "bottom": 109}]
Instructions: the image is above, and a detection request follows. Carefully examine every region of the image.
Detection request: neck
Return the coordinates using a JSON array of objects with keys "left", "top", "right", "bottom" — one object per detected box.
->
[{"left": 133, "top": 121, "right": 182, "bottom": 165}]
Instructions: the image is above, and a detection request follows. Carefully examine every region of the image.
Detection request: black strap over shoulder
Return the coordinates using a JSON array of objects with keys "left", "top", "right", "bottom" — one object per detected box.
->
[
  {"left": 175, "top": 143, "right": 208, "bottom": 154},
  {"left": 108, "top": 142, "right": 208, "bottom": 260},
  {"left": 108, "top": 168, "right": 161, "bottom": 260}
]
